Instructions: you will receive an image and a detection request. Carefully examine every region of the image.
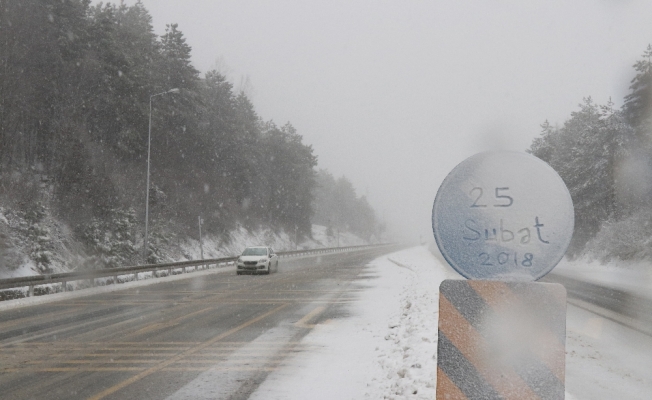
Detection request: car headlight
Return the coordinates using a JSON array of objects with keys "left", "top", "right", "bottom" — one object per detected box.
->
[{"left": 258, "top": 258, "right": 267, "bottom": 263}]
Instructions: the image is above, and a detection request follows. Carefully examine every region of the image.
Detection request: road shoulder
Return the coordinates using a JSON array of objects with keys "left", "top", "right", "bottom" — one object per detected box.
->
[{"left": 248, "top": 245, "right": 447, "bottom": 400}]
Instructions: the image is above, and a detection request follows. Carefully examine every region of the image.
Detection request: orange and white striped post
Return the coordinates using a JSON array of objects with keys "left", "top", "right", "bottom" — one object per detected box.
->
[
  {"left": 432, "top": 152, "right": 574, "bottom": 400},
  {"left": 436, "top": 280, "right": 566, "bottom": 400}
]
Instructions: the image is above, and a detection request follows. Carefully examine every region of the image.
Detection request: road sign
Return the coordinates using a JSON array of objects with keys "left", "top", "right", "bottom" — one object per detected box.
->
[
  {"left": 432, "top": 151, "right": 574, "bottom": 281},
  {"left": 436, "top": 280, "right": 566, "bottom": 400}
]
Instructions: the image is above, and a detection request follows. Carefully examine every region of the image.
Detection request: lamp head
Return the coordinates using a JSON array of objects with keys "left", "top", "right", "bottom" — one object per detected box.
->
[{"left": 168, "top": 88, "right": 180, "bottom": 93}]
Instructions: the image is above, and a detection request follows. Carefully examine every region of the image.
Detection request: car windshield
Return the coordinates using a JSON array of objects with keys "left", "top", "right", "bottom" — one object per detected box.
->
[{"left": 242, "top": 247, "right": 267, "bottom": 256}]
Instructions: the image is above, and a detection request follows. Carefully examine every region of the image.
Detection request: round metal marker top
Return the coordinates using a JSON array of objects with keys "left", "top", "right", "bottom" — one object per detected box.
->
[{"left": 432, "top": 151, "right": 574, "bottom": 281}]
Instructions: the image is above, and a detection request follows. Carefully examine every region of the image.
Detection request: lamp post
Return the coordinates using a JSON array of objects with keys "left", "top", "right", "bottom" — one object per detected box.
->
[
  {"left": 198, "top": 216, "right": 204, "bottom": 260},
  {"left": 144, "top": 88, "right": 179, "bottom": 262}
]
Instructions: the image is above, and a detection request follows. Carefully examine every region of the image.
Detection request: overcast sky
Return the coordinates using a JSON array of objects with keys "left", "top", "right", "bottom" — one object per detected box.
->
[{"left": 128, "top": 0, "right": 652, "bottom": 242}]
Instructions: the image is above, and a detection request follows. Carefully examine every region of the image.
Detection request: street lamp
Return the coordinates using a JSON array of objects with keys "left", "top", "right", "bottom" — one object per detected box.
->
[{"left": 143, "top": 88, "right": 179, "bottom": 262}]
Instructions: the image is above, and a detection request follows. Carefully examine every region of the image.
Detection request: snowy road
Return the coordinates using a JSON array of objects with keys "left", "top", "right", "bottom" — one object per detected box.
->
[
  {"left": 246, "top": 246, "right": 652, "bottom": 400},
  {"left": 0, "top": 247, "right": 396, "bottom": 399},
  {"left": 0, "top": 245, "right": 650, "bottom": 399}
]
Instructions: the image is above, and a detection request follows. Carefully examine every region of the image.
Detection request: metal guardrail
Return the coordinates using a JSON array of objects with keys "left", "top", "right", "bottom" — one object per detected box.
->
[
  {"left": 427, "top": 242, "right": 652, "bottom": 336},
  {"left": 0, "top": 244, "right": 393, "bottom": 299},
  {"left": 544, "top": 272, "right": 652, "bottom": 336}
]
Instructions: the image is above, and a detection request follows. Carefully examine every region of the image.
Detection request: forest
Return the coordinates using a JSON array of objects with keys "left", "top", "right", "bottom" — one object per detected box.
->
[
  {"left": 0, "top": 0, "right": 380, "bottom": 271},
  {"left": 312, "top": 170, "right": 382, "bottom": 242},
  {"left": 528, "top": 45, "right": 652, "bottom": 261}
]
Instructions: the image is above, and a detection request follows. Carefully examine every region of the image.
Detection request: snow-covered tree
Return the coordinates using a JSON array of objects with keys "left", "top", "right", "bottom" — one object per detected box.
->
[
  {"left": 623, "top": 45, "right": 652, "bottom": 128},
  {"left": 529, "top": 98, "right": 634, "bottom": 255}
]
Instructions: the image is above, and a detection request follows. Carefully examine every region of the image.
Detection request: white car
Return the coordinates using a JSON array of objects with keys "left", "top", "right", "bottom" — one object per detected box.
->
[{"left": 236, "top": 246, "right": 279, "bottom": 275}]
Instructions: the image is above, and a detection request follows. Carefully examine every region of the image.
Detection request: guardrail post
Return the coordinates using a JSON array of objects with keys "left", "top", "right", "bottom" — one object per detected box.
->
[
  {"left": 134, "top": 272, "right": 138, "bottom": 281},
  {"left": 28, "top": 285, "right": 34, "bottom": 297},
  {"left": 91, "top": 278, "right": 95, "bottom": 287},
  {"left": 168, "top": 268, "right": 172, "bottom": 276},
  {"left": 62, "top": 281, "right": 67, "bottom": 292},
  {"left": 114, "top": 275, "right": 118, "bottom": 285}
]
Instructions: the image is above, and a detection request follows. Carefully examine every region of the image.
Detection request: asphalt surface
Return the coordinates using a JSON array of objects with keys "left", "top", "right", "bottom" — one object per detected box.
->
[{"left": 0, "top": 247, "right": 396, "bottom": 400}]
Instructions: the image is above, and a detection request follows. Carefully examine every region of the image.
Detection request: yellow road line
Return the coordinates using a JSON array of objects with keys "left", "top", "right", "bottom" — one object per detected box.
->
[
  {"left": 3, "top": 341, "right": 317, "bottom": 349},
  {"left": 87, "top": 303, "right": 289, "bottom": 400},
  {"left": 57, "top": 299, "right": 353, "bottom": 305},
  {"left": 27, "top": 357, "right": 284, "bottom": 365},
  {"left": 3, "top": 366, "right": 280, "bottom": 373},
  {"left": 28, "top": 360, "right": 159, "bottom": 365},
  {"left": 84, "top": 349, "right": 310, "bottom": 356},
  {"left": 1, "top": 347, "right": 191, "bottom": 353},
  {"left": 0, "top": 366, "right": 276, "bottom": 373},
  {"left": 3, "top": 367, "right": 146, "bottom": 372},
  {"left": 163, "top": 366, "right": 278, "bottom": 372},
  {"left": 87, "top": 348, "right": 186, "bottom": 352},
  {"left": 56, "top": 359, "right": 276, "bottom": 365},
  {"left": 127, "top": 307, "right": 214, "bottom": 336},
  {"left": 13, "top": 341, "right": 203, "bottom": 345},
  {"left": 174, "top": 358, "right": 280, "bottom": 364},
  {"left": 294, "top": 306, "right": 326, "bottom": 329},
  {"left": 0, "top": 307, "right": 83, "bottom": 330},
  {"left": 203, "top": 299, "right": 354, "bottom": 303}
]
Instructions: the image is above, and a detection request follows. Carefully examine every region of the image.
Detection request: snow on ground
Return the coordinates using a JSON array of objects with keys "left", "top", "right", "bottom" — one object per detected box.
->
[
  {"left": 249, "top": 245, "right": 652, "bottom": 400},
  {"left": 0, "top": 260, "right": 40, "bottom": 279},
  {"left": 5, "top": 233, "right": 649, "bottom": 398},
  {"left": 565, "top": 303, "right": 652, "bottom": 400},
  {"left": 249, "top": 246, "right": 450, "bottom": 400},
  {"left": 0, "top": 224, "right": 367, "bottom": 280},
  {"left": 178, "top": 225, "right": 297, "bottom": 262},
  {"left": 178, "top": 224, "right": 367, "bottom": 263},
  {"left": 307, "top": 225, "right": 368, "bottom": 248}
]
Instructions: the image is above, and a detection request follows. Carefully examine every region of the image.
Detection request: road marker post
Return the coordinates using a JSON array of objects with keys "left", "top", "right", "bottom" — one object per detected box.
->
[{"left": 432, "top": 151, "right": 573, "bottom": 400}]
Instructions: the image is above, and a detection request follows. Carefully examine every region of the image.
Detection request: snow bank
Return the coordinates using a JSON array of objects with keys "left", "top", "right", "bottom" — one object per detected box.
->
[{"left": 367, "top": 249, "right": 448, "bottom": 399}]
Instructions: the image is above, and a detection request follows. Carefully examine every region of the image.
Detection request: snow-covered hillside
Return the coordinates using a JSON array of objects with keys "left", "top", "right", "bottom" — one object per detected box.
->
[
  {"left": 0, "top": 215, "right": 369, "bottom": 279},
  {"left": 178, "top": 224, "right": 368, "bottom": 262}
]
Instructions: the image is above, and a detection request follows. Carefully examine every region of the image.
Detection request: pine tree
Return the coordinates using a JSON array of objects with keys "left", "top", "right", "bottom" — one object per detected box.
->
[
  {"left": 311, "top": 170, "right": 381, "bottom": 240},
  {"left": 529, "top": 98, "right": 634, "bottom": 255},
  {"left": 623, "top": 45, "right": 652, "bottom": 128},
  {"left": 160, "top": 23, "right": 199, "bottom": 90}
]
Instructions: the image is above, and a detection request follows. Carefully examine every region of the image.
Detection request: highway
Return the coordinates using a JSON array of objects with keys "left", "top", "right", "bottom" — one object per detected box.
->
[{"left": 0, "top": 247, "right": 396, "bottom": 400}]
